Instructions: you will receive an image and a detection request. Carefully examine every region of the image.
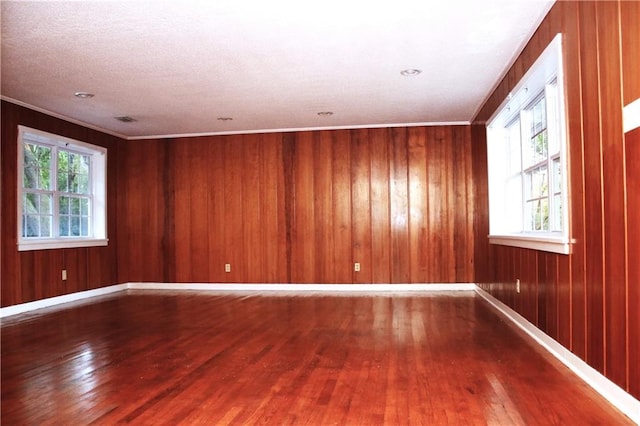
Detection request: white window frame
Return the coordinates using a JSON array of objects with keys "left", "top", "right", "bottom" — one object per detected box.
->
[
  {"left": 17, "top": 126, "right": 108, "bottom": 251},
  {"left": 486, "top": 34, "right": 570, "bottom": 255}
]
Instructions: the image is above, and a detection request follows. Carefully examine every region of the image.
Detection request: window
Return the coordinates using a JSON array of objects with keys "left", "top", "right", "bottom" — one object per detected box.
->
[
  {"left": 17, "top": 126, "right": 107, "bottom": 251},
  {"left": 486, "top": 34, "right": 570, "bottom": 254}
]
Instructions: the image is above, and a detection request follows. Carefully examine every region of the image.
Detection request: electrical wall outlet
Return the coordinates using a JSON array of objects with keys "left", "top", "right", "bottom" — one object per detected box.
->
[
  {"left": 354, "top": 262, "right": 361, "bottom": 272},
  {"left": 225, "top": 263, "right": 231, "bottom": 273},
  {"left": 62, "top": 270, "right": 67, "bottom": 281},
  {"left": 516, "top": 278, "right": 520, "bottom": 293}
]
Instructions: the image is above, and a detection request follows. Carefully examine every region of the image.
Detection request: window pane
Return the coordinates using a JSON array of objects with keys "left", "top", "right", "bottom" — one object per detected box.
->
[
  {"left": 534, "top": 200, "right": 543, "bottom": 231},
  {"left": 60, "top": 151, "right": 91, "bottom": 195},
  {"left": 78, "top": 155, "right": 90, "bottom": 176},
  {"left": 80, "top": 198, "right": 89, "bottom": 216},
  {"left": 553, "top": 194, "right": 562, "bottom": 231},
  {"left": 539, "top": 166, "right": 548, "bottom": 196},
  {"left": 60, "top": 216, "right": 70, "bottom": 237},
  {"left": 23, "top": 143, "right": 51, "bottom": 190},
  {"left": 69, "top": 173, "right": 80, "bottom": 193},
  {"left": 58, "top": 150, "right": 69, "bottom": 172},
  {"left": 553, "top": 158, "right": 561, "bottom": 193},
  {"left": 71, "top": 197, "right": 81, "bottom": 215},
  {"left": 25, "top": 215, "right": 39, "bottom": 237},
  {"left": 525, "top": 201, "right": 535, "bottom": 231},
  {"left": 81, "top": 217, "right": 89, "bottom": 236},
  {"left": 23, "top": 166, "right": 38, "bottom": 189},
  {"left": 59, "top": 196, "right": 69, "bottom": 215},
  {"left": 40, "top": 216, "right": 51, "bottom": 237},
  {"left": 531, "top": 97, "right": 546, "bottom": 135},
  {"left": 39, "top": 194, "right": 52, "bottom": 214},
  {"left": 540, "top": 198, "right": 549, "bottom": 231},
  {"left": 534, "top": 131, "right": 548, "bottom": 162},
  {"left": 71, "top": 216, "right": 80, "bottom": 236},
  {"left": 78, "top": 174, "right": 90, "bottom": 194},
  {"left": 58, "top": 172, "right": 69, "bottom": 192},
  {"left": 25, "top": 193, "right": 38, "bottom": 214}
]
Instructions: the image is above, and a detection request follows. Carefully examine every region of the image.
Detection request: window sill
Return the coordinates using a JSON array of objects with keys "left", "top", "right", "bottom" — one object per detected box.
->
[
  {"left": 18, "top": 238, "right": 109, "bottom": 252},
  {"left": 489, "top": 234, "right": 571, "bottom": 255}
]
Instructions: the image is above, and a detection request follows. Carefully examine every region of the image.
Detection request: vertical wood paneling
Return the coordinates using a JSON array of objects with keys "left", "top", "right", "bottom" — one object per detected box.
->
[
  {"left": 557, "top": 254, "right": 571, "bottom": 349},
  {"left": 207, "top": 138, "right": 226, "bottom": 283},
  {"left": 625, "top": 128, "right": 640, "bottom": 398},
  {"left": 332, "top": 130, "right": 352, "bottom": 283},
  {"left": 407, "top": 127, "right": 428, "bottom": 283},
  {"left": 174, "top": 139, "right": 192, "bottom": 282},
  {"left": 621, "top": 0, "right": 639, "bottom": 399},
  {"left": 1, "top": 101, "right": 120, "bottom": 307},
  {"left": 3, "top": 105, "right": 477, "bottom": 306},
  {"left": 291, "top": 132, "right": 316, "bottom": 283},
  {"left": 313, "top": 131, "right": 335, "bottom": 284},
  {"left": 597, "top": 1, "right": 627, "bottom": 387},
  {"left": 580, "top": 0, "right": 606, "bottom": 374},
  {"left": 112, "top": 125, "right": 475, "bottom": 288},
  {"left": 161, "top": 139, "right": 176, "bottom": 282},
  {"left": 224, "top": 135, "right": 245, "bottom": 283},
  {"left": 2, "top": 104, "right": 21, "bottom": 305},
  {"left": 620, "top": 0, "right": 640, "bottom": 105},
  {"left": 390, "top": 128, "right": 410, "bottom": 283},
  {"left": 351, "top": 129, "right": 372, "bottom": 284},
  {"left": 472, "top": 0, "right": 638, "bottom": 397},
  {"left": 561, "top": 0, "right": 588, "bottom": 360},
  {"left": 369, "top": 129, "right": 391, "bottom": 283},
  {"left": 471, "top": 125, "right": 491, "bottom": 286},
  {"left": 242, "top": 135, "right": 263, "bottom": 283},
  {"left": 189, "top": 138, "right": 211, "bottom": 282},
  {"left": 262, "top": 133, "right": 287, "bottom": 283},
  {"left": 452, "top": 126, "right": 473, "bottom": 283},
  {"left": 426, "top": 127, "right": 444, "bottom": 283}
]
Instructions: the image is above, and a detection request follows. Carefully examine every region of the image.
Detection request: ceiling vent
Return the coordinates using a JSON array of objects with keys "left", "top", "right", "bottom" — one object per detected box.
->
[{"left": 115, "top": 116, "right": 136, "bottom": 123}]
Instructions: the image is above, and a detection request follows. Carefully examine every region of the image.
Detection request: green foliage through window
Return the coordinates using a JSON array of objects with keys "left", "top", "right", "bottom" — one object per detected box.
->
[{"left": 21, "top": 141, "right": 92, "bottom": 239}]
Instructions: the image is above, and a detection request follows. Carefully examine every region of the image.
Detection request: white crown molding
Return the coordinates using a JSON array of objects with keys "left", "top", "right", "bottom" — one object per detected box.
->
[{"left": 123, "top": 122, "right": 471, "bottom": 141}]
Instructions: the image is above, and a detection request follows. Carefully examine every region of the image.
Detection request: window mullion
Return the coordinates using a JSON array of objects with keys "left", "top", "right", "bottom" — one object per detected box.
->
[
  {"left": 519, "top": 109, "right": 528, "bottom": 231},
  {"left": 52, "top": 146, "right": 60, "bottom": 238}
]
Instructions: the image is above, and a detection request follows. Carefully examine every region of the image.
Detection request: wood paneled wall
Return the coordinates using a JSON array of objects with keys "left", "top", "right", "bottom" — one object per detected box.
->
[
  {"left": 472, "top": 1, "right": 639, "bottom": 398},
  {"left": 1, "top": 101, "right": 121, "bottom": 307},
  {"left": 117, "top": 126, "right": 476, "bottom": 284}
]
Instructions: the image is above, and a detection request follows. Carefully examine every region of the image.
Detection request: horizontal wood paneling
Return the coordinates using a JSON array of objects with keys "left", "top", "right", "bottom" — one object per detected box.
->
[
  {"left": 472, "top": 1, "right": 639, "bottom": 398},
  {"left": 117, "top": 126, "right": 476, "bottom": 285},
  {"left": 1, "top": 101, "right": 121, "bottom": 307}
]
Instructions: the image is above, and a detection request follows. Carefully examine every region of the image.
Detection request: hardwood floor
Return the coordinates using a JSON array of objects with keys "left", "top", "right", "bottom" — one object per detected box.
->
[{"left": 1, "top": 291, "right": 632, "bottom": 425}]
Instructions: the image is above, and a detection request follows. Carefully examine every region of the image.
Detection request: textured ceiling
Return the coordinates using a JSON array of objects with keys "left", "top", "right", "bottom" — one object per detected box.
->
[{"left": 1, "top": 1, "right": 554, "bottom": 140}]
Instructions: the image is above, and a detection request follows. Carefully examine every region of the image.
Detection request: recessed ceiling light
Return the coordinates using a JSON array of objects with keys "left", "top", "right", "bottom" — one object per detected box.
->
[
  {"left": 317, "top": 111, "right": 334, "bottom": 116},
  {"left": 115, "top": 115, "right": 136, "bottom": 123},
  {"left": 400, "top": 69, "right": 422, "bottom": 76},
  {"left": 217, "top": 117, "right": 233, "bottom": 121},
  {"left": 74, "top": 92, "right": 94, "bottom": 99}
]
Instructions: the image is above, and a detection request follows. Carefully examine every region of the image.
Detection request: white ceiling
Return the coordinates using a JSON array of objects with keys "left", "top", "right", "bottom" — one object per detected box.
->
[{"left": 1, "top": 0, "right": 554, "bottom": 140}]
